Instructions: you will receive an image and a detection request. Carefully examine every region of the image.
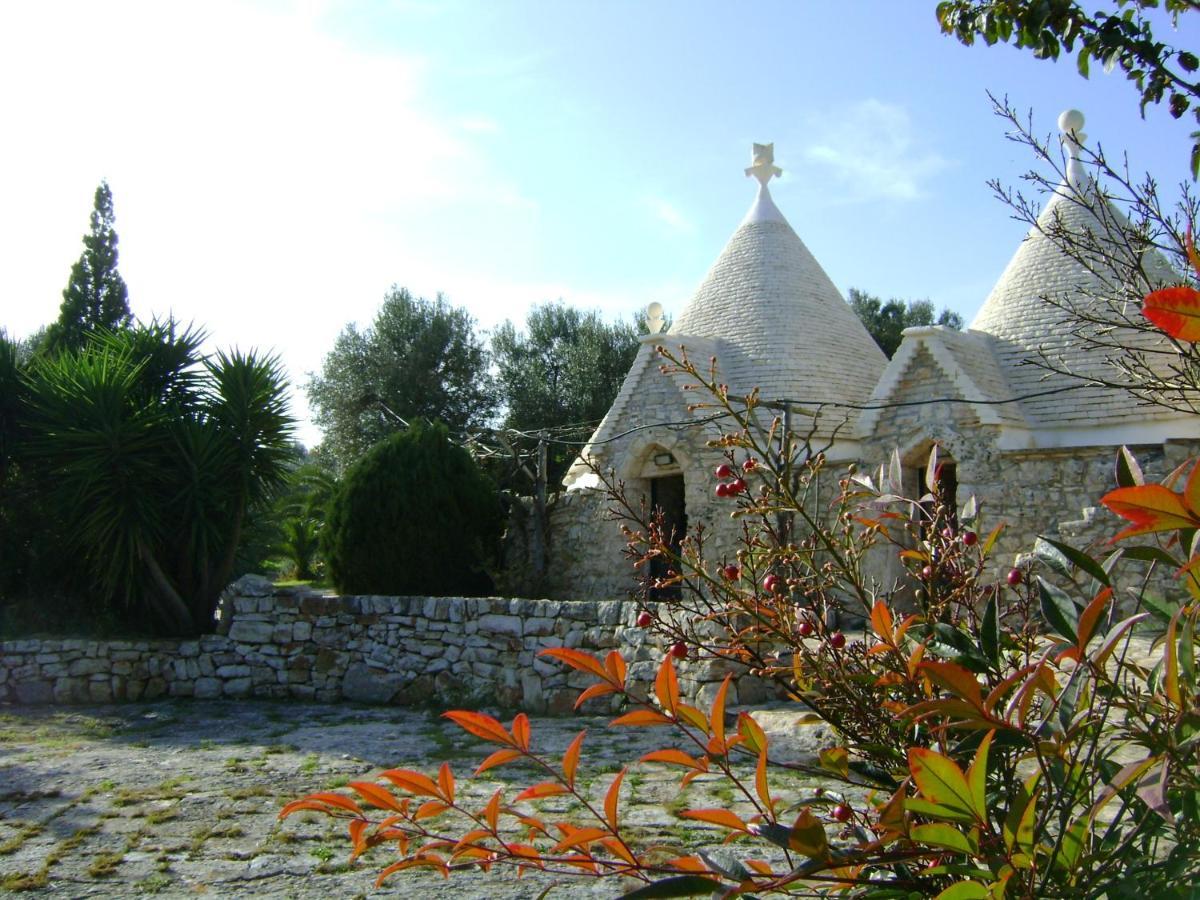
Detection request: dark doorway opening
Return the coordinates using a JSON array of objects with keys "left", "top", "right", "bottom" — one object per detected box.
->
[
  {"left": 649, "top": 475, "right": 687, "bottom": 600},
  {"left": 910, "top": 460, "right": 958, "bottom": 534}
]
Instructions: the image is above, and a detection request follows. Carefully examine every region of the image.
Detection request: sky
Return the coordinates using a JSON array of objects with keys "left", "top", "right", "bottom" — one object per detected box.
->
[{"left": 2, "top": 0, "right": 1198, "bottom": 447}]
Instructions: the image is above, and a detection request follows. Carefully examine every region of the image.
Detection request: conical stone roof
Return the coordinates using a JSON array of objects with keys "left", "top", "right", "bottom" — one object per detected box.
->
[
  {"left": 970, "top": 179, "right": 1182, "bottom": 427},
  {"left": 669, "top": 163, "right": 887, "bottom": 433}
]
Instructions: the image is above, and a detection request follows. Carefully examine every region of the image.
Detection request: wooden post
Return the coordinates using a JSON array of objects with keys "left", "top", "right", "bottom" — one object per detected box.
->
[{"left": 531, "top": 432, "right": 548, "bottom": 579}]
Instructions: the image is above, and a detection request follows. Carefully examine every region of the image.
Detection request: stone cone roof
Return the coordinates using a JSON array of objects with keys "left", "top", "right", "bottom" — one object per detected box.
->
[
  {"left": 669, "top": 183, "right": 887, "bottom": 430},
  {"left": 970, "top": 183, "right": 1184, "bottom": 426}
]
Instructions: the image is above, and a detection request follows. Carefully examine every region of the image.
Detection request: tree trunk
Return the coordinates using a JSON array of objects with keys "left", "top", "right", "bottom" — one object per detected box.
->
[{"left": 137, "top": 539, "right": 195, "bottom": 635}]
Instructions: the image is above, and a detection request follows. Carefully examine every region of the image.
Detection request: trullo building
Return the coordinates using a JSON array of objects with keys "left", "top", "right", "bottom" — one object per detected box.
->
[{"left": 508, "top": 113, "right": 1197, "bottom": 602}]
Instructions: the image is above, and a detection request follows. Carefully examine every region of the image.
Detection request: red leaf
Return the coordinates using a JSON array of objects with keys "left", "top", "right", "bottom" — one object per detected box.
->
[
  {"left": 710, "top": 674, "right": 732, "bottom": 749},
  {"left": 443, "top": 710, "right": 513, "bottom": 745},
  {"left": 1102, "top": 484, "right": 1200, "bottom": 540},
  {"left": 920, "top": 660, "right": 984, "bottom": 710},
  {"left": 475, "top": 748, "right": 522, "bottom": 776},
  {"left": 484, "top": 789, "right": 501, "bottom": 831},
  {"left": 604, "top": 650, "right": 627, "bottom": 686},
  {"left": 870, "top": 599, "right": 895, "bottom": 643},
  {"left": 551, "top": 827, "right": 610, "bottom": 852},
  {"left": 562, "top": 730, "right": 586, "bottom": 788},
  {"left": 414, "top": 800, "right": 450, "bottom": 820},
  {"left": 1143, "top": 285, "right": 1200, "bottom": 341},
  {"left": 679, "top": 808, "right": 750, "bottom": 832},
  {"left": 376, "top": 856, "right": 448, "bottom": 885}
]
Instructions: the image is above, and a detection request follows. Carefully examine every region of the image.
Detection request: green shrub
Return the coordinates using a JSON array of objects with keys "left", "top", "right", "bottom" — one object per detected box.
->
[{"left": 323, "top": 422, "right": 501, "bottom": 596}]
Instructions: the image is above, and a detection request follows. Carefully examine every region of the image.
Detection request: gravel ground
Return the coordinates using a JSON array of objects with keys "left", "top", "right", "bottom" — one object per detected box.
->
[{"left": 0, "top": 699, "right": 840, "bottom": 899}]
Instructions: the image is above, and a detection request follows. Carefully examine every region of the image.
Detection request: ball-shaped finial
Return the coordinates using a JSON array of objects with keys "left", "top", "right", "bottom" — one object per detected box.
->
[{"left": 1058, "top": 109, "right": 1085, "bottom": 133}]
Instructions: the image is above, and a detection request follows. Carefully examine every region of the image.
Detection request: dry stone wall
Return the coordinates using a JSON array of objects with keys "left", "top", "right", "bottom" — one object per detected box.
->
[{"left": 0, "top": 577, "right": 771, "bottom": 711}]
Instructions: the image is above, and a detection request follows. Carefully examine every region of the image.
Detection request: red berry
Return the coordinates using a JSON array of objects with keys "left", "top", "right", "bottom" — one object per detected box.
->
[
  {"left": 962, "top": 530, "right": 978, "bottom": 547},
  {"left": 1007, "top": 568, "right": 1023, "bottom": 587},
  {"left": 831, "top": 804, "right": 852, "bottom": 823},
  {"left": 637, "top": 611, "right": 653, "bottom": 628},
  {"left": 829, "top": 631, "right": 846, "bottom": 649},
  {"left": 762, "top": 574, "right": 781, "bottom": 593},
  {"left": 721, "top": 564, "right": 740, "bottom": 581},
  {"left": 742, "top": 458, "right": 757, "bottom": 472},
  {"left": 715, "top": 463, "right": 734, "bottom": 479},
  {"left": 670, "top": 641, "right": 688, "bottom": 659},
  {"left": 730, "top": 478, "right": 747, "bottom": 494},
  {"left": 797, "top": 621, "right": 814, "bottom": 637},
  {"left": 715, "top": 482, "right": 730, "bottom": 498},
  {"left": 921, "top": 565, "right": 933, "bottom": 580}
]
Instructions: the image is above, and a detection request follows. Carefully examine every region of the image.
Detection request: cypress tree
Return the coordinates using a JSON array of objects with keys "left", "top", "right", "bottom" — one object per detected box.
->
[{"left": 47, "top": 181, "right": 132, "bottom": 352}]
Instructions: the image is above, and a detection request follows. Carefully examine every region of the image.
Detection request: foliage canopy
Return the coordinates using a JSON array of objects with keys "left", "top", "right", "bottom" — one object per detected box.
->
[
  {"left": 848, "top": 288, "right": 964, "bottom": 358},
  {"left": 322, "top": 421, "right": 502, "bottom": 597},
  {"left": 307, "top": 287, "right": 494, "bottom": 472}
]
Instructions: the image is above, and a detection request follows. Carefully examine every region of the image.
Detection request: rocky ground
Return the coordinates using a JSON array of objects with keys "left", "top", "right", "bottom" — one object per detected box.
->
[{"left": 0, "top": 699, "right": 843, "bottom": 899}]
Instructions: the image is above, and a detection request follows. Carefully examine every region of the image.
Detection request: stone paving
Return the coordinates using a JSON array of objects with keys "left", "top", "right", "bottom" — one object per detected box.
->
[{"left": 0, "top": 700, "right": 842, "bottom": 898}]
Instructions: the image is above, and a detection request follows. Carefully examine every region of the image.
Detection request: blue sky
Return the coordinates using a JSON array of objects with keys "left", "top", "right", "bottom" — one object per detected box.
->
[{"left": 2, "top": 1, "right": 1196, "bottom": 445}]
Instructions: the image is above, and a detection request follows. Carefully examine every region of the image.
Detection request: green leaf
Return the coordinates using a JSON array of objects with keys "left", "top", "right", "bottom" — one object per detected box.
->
[
  {"left": 966, "top": 732, "right": 992, "bottom": 823},
  {"left": 1036, "top": 536, "right": 1110, "bottom": 587},
  {"left": 906, "top": 797, "right": 977, "bottom": 824},
  {"left": 1033, "top": 538, "right": 1073, "bottom": 577},
  {"left": 1037, "top": 577, "right": 1079, "bottom": 642},
  {"left": 1077, "top": 45, "right": 1091, "bottom": 77},
  {"left": 911, "top": 823, "right": 975, "bottom": 855},
  {"left": 1003, "top": 776, "right": 1039, "bottom": 853},
  {"left": 980, "top": 591, "right": 1000, "bottom": 669},
  {"left": 934, "top": 882, "right": 989, "bottom": 900},
  {"left": 909, "top": 748, "right": 978, "bottom": 821},
  {"left": 819, "top": 746, "right": 849, "bottom": 778},
  {"left": 1121, "top": 545, "right": 1183, "bottom": 567},
  {"left": 620, "top": 875, "right": 724, "bottom": 898},
  {"left": 1052, "top": 815, "right": 1090, "bottom": 873},
  {"left": 1116, "top": 446, "right": 1144, "bottom": 487}
]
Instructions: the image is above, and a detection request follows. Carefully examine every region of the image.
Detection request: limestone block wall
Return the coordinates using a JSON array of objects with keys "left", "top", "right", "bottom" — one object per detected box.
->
[{"left": 0, "top": 582, "right": 771, "bottom": 711}]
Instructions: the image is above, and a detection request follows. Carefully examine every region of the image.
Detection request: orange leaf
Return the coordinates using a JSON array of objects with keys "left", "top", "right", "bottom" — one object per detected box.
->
[
  {"left": 414, "top": 800, "right": 450, "bottom": 820},
  {"left": 605, "top": 768, "right": 626, "bottom": 831},
  {"left": 512, "top": 781, "right": 569, "bottom": 802},
  {"left": 870, "top": 600, "right": 895, "bottom": 644},
  {"left": 1187, "top": 225, "right": 1200, "bottom": 278},
  {"left": 562, "top": 730, "right": 586, "bottom": 788},
  {"left": 666, "top": 855, "right": 711, "bottom": 873},
  {"left": 348, "top": 819, "right": 369, "bottom": 858},
  {"left": 484, "top": 789, "right": 501, "bottom": 831},
  {"left": 475, "top": 748, "right": 522, "bottom": 776},
  {"left": 1076, "top": 588, "right": 1112, "bottom": 652},
  {"left": 539, "top": 647, "right": 610, "bottom": 681},
  {"left": 1102, "top": 484, "right": 1200, "bottom": 540},
  {"left": 755, "top": 747, "right": 773, "bottom": 813},
  {"left": 604, "top": 650, "right": 627, "bottom": 686},
  {"left": 640, "top": 748, "right": 706, "bottom": 769},
  {"left": 376, "top": 856, "right": 448, "bottom": 885},
  {"left": 675, "top": 703, "right": 711, "bottom": 733},
  {"left": 601, "top": 836, "right": 638, "bottom": 866},
  {"left": 679, "top": 808, "right": 750, "bottom": 832},
  {"left": 552, "top": 827, "right": 610, "bottom": 852},
  {"left": 511, "top": 713, "right": 531, "bottom": 752},
  {"left": 438, "top": 762, "right": 455, "bottom": 804},
  {"left": 452, "top": 829, "right": 492, "bottom": 854},
  {"left": 1186, "top": 460, "right": 1200, "bottom": 515},
  {"left": 380, "top": 769, "right": 441, "bottom": 798},
  {"left": 610, "top": 709, "right": 673, "bottom": 727},
  {"left": 737, "top": 712, "right": 768, "bottom": 754},
  {"left": 347, "top": 782, "right": 404, "bottom": 812},
  {"left": 279, "top": 799, "right": 344, "bottom": 819},
  {"left": 1143, "top": 285, "right": 1200, "bottom": 341},
  {"left": 655, "top": 654, "right": 680, "bottom": 714},
  {"left": 919, "top": 660, "right": 984, "bottom": 710},
  {"left": 574, "top": 682, "right": 618, "bottom": 709},
  {"left": 710, "top": 674, "right": 732, "bottom": 749},
  {"left": 443, "top": 710, "right": 513, "bottom": 746},
  {"left": 506, "top": 842, "right": 544, "bottom": 868},
  {"left": 280, "top": 791, "right": 361, "bottom": 816}
]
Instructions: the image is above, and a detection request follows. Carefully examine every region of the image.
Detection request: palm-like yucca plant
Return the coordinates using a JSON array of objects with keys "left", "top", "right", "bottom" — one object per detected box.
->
[{"left": 20, "top": 321, "right": 293, "bottom": 635}]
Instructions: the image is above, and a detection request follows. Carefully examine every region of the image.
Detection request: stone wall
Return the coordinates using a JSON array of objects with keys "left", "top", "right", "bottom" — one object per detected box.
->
[{"left": 0, "top": 578, "right": 771, "bottom": 711}]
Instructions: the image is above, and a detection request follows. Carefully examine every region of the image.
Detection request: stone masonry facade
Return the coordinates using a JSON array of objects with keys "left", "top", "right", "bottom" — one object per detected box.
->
[{"left": 0, "top": 578, "right": 770, "bottom": 712}]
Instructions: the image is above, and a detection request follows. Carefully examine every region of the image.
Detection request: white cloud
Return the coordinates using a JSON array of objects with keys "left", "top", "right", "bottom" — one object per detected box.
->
[
  {"left": 646, "top": 198, "right": 696, "bottom": 235},
  {"left": 799, "top": 99, "right": 951, "bottom": 202}
]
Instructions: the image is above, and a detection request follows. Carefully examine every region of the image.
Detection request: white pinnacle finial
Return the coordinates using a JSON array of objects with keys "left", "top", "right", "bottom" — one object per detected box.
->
[
  {"left": 745, "top": 142, "right": 782, "bottom": 186},
  {"left": 645, "top": 302, "right": 665, "bottom": 335},
  {"left": 1058, "top": 109, "right": 1088, "bottom": 190}
]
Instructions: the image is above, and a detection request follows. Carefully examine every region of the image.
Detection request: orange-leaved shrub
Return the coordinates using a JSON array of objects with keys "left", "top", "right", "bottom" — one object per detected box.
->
[{"left": 278, "top": 285, "right": 1200, "bottom": 897}]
